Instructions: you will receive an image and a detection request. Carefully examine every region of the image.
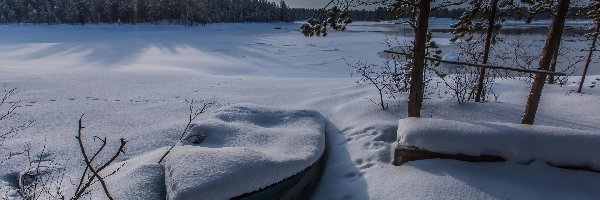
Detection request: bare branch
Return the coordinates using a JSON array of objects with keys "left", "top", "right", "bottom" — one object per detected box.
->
[
  {"left": 158, "top": 98, "right": 218, "bottom": 164},
  {"left": 73, "top": 115, "right": 127, "bottom": 200}
]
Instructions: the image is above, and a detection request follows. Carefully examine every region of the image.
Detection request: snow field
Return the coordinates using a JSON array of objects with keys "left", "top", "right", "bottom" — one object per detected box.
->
[{"left": 1, "top": 22, "right": 600, "bottom": 199}]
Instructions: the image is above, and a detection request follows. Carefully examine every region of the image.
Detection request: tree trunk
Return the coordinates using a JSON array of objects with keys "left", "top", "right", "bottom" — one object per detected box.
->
[
  {"left": 547, "top": 46, "right": 560, "bottom": 84},
  {"left": 474, "top": 0, "right": 498, "bottom": 103},
  {"left": 577, "top": 25, "right": 600, "bottom": 93},
  {"left": 521, "top": 0, "right": 570, "bottom": 125},
  {"left": 548, "top": 17, "right": 564, "bottom": 84},
  {"left": 408, "top": 0, "right": 430, "bottom": 117}
]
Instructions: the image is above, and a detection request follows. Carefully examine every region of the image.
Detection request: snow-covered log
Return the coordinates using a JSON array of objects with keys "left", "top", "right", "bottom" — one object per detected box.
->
[{"left": 396, "top": 118, "right": 600, "bottom": 172}]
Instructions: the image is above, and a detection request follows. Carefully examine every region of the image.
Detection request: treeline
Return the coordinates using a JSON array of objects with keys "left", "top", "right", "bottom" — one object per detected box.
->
[
  {"left": 0, "top": 0, "right": 587, "bottom": 25},
  {"left": 289, "top": 7, "right": 395, "bottom": 22},
  {"left": 0, "top": 0, "right": 294, "bottom": 24},
  {"left": 0, "top": 0, "right": 491, "bottom": 25},
  {"left": 289, "top": 7, "right": 464, "bottom": 22}
]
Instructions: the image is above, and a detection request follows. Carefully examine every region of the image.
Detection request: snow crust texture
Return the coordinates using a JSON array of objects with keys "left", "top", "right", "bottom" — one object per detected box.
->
[
  {"left": 398, "top": 118, "right": 600, "bottom": 170},
  {"left": 164, "top": 104, "right": 326, "bottom": 200}
]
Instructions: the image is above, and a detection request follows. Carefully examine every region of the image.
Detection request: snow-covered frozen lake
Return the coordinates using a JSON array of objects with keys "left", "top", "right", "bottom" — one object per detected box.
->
[{"left": 1, "top": 22, "right": 600, "bottom": 199}]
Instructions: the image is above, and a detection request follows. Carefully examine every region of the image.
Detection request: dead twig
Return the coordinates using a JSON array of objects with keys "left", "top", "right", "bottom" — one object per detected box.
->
[
  {"left": 158, "top": 98, "right": 217, "bottom": 164},
  {"left": 72, "top": 115, "right": 127, "bottom": 200}
]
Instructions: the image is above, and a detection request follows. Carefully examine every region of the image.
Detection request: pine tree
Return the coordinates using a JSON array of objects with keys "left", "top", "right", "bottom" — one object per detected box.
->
[
  {"left": 64, "top": 0, "right": 79, "bottom": 24},
  {"left": 521, "top": 0, "right": 571, "bottom": 125},
  {"left": 451, "top": 0, "right": 520, "bottom": 102},
  {"left": 279, "top": 0, "right": 289, "bottom": 22},
  {"left": 399, "top": 0, "right": 433, "bottom": 118},
  {"left": 300, "top": 0, "right": 456, "bottom": 117},
  {"left": 577, "top": 0, "right": 600, "bottom": 93}
]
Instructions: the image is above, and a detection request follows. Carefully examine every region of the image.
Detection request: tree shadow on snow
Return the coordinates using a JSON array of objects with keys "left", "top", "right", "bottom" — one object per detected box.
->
[
  {"left": 311, "top": 119, "right": 369, "bottom": 199},
  {"left": 423, "top": 100, "right": 600, "bottom": 130},
  {"left": 404, "top": 159, "right": 600, "bottom": 199},
  {"left": 1, "top": 25, "right": 269, "bottom": 70}
]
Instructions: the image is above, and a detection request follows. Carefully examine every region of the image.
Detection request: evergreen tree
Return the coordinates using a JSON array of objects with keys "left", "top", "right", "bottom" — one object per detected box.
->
[
  {"left": 577, "top": 0, "right": 600, "bottom": 93},
  {"left": 279, "top": 0, "right": 289, "bottom": 22},
  {"left": 451, "top": 0, "right": 521, "bottom": 102},
  {"left": 522, "top": 0, "right": 571, "bottom": 125}
]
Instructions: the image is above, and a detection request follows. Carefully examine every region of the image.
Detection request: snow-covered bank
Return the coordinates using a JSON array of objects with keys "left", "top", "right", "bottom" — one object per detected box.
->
[{"left": 398, "top": 118, "right": 600, "bottom": 170}]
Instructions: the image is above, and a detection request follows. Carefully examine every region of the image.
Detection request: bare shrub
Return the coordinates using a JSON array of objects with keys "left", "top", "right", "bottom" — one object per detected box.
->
[
  {"left": 15, "top": 143, "right": 66, "bottom": 200},
  {"left": 7, "top": 116, "right": 128, "bottom": 200},
  {"left": 346, "top": 59, "right": 401, "bottom": 110},
  {"left": 495, "top": 39, "right": 583, "bottom": 86},
  {"left": 1, "top": 86, "right": 34, "bottom": 198},
  {"left": 1, "top": 87, "right": 34, "bottom": 164},
  {"left": 434, "top": 38, "right": 502, "bottom": 103},
  {"left": 71, "top": 115, "right": 127, "bottom": 200}
]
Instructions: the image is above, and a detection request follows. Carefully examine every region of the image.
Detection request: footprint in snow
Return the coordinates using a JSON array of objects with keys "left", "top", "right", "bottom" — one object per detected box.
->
[
  {"left": 364, "top": 141, "right": 386, "bottom": 151},
  {"left": 355, "top": 158, "right": 375, "bottom": 171},
  {"left": 355, "top": 159, "right": 363, "bottom": 165},
  {"left": 358, "top": 163, "right": 375, "bottom": 170}
]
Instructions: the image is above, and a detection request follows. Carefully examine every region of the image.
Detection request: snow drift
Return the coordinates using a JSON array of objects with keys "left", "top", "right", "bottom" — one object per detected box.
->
[
  {"left": 163, "top": 104, "right": 326, "bottom": 199},
  {"left": 397, "top": 118, "right": 600, "bottom": 170}
]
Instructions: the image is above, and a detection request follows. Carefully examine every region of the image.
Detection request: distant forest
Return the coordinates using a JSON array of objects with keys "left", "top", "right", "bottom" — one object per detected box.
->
[{"left": 0, "top": 0, "right": 589, "bottom": 25}]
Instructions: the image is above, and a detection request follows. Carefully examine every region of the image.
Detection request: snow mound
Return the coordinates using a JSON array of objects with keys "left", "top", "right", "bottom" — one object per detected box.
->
[
  {"left": 397, "top": 118, "right": 600, "bottom": 170},
  {"left": 164, "top": 104, "right": 326, "bottom": 200}
]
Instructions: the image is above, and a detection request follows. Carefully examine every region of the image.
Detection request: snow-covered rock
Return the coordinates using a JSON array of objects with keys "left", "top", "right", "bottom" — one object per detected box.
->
[
  {"left": 164, "top": 104, "right": 326, "bottom": 200},
  {"left": 397, "top": 118, "right": 600, "bottom": 170}
]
